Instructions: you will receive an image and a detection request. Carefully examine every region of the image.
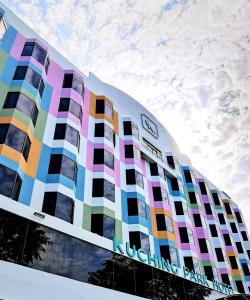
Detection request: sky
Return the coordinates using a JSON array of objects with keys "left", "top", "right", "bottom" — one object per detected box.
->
[{"left": 3, "top": 0, "right": 250, "bottom": 229}]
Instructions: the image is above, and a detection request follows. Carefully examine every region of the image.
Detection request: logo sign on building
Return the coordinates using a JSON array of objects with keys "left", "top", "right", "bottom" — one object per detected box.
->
[{"left": 141, "top": 114, "right": 159, "bottom": 138}]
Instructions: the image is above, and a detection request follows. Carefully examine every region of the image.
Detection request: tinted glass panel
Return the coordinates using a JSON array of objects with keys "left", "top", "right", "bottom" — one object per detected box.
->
[
  {"left": 199, "top": 182, "right": 207, "bottom": 195},
  {"left": 33, "top": 43, "right": 47, "bottom": 65},
  {"left": 156, "top": 214, "right": 166, "bottom": 231},
  {"left": 230, "top": 222, "right": 238, "bottom": 233},
  {"left": 179, "top": 227, "right": 189, "bottom": 243},
  {"left": 61, "top": 155, "right": 76, "bottom": 181},
  {"left": 54, "top": 124, "right": 66, "bottom": 139},
  {"left": 188, "top": 191, "right": 197, "bottom": 204},
  {"left": 92, "top": 179, "right": 104, "bottom": 197},
  {"left": 218, "top": 213, "right": 226, "bottom": 224},
  {"left": 13, "top": 66, "right": 27, "bottom": 80},
  {"left": 215, "top": 248, "right": 224, "bottom": 262},
  {"left": 235, "top": 211, "right": 243, "bottom": 223},
  {"left": 69, "top": 100, "right": 82, "bottom": 120},
  {"left": 72, "top": 76, "right": 84, "bottom": 95},
  {"left": 193, "top": 214, "right": 202, "bottom": 227},
  {"left": 166, "top": 155, "right": 175, "bottom": 168},
  {"left": 229, "top": 256, "right": 238, "bottom": 269},
  {"left": 21, "top": 42, "right": 34, "bottom": 56},
  {"left": 209, "top": 224, "right": 218, "bottom": 237},
  {"left": 0, "top": 164, "right": 21, "bottom": 200},
  {"left": 48, "top": 154, "right": 62, "bottom": 174},
  {"left": 170, "top": 177, "right": 179, "bottom": 191},
  {"left": 63, "top": 74, "right": 73, "bottom": 88},
  {"left": 104, "top": 179, "right": 115, "bottom": 202},
  {"left": 212, "top": 192, "right": 220, "bottom": 205},
  {"left": 126, "top": 169, "right": 135, "bottom": 185},
  {"left": 183, "top": 170, "right": 192, "bottom": 183},
  {"left": 42, "top": 192, "right": 57, "bottom": 216},
  {"left": 104, "top": 150, "right": 114, "bottom": 169},
  {"left": 124, "top": 144, "right": 134, "bottom": 158},
  {"left": 103, "top": 215, "right": 115, "bottom": 239},
  {"left": 58, "top": 98, "right": 70, "bottom": 111},
  {"left": 56, "top": 193, "right": 74, "bottom": 223},
  {"left": 198, "top": 239, "right": 208, "bottom": 253},
  {"left": 123, "top": 121, "right": 132, "bottom": 135},
  {"left": 235, "top": 242, "right": 244, "bottom": 253},
  {"left": 94, "top": 123, "right": 104, "bottom": 137},
  {"left": 66, "top": 125, "right": 79, "bottom": 149},
  {"left": 223, "top": 234, "right": 232, "bottom": 246},
  {"left": 5, "top": 124, "right": 26, "bottom": 153},
  {"left": 96, "top": 99, "right": 105, "bottom": 114},
  {"left": 204, "top": 203, "right": 212, "bottom": 215},
  {"left": 3, "top": 92, "right": 19, "bottom": 108},
  {"left": 174, "top": 201, "right": 184, "bottom": 215}
]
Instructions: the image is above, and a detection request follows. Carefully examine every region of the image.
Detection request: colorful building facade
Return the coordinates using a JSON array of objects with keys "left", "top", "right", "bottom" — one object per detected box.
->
[{"left": 0, "top": 3, "right": 250, "bottom": 299}]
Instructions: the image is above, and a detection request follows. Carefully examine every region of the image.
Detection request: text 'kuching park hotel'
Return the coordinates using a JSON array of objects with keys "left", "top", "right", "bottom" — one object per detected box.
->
[{"left": 0, "top": 3, "right": 250, "bottom": 300}]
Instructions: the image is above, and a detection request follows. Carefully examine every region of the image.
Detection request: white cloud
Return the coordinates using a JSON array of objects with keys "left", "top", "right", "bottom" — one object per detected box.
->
[{"left": 3, "top": 0, "right": 250, "bottom": 229}]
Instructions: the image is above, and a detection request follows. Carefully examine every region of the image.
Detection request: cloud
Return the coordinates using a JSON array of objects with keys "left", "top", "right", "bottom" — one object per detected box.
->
[{"left": 3, "top": 0, "right": 250, "bottom": 230}]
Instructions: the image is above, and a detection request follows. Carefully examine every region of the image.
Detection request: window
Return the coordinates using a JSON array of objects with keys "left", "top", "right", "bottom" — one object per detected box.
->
[
  {"left": 123, "top": 121, "right": 139, "bottom": 138},
  {"left": 4, "top": 92, "right": 39, "bottom": 126},
  {"left": 169, "top": 177, "right": 179, "bottom": 192},
  {"left": 156, "top": 214, "right": 173, "bottom": 233},
  {"left": 127, "top": 198, "right": 146, "bottom": 218},
  {"left": 184, "top": 257, "right": 199, "bottom": 273},
  {"left": 218, "top": 213, "right": 226, "bottom": 225},
  {"left": 235, "top": 280, "right": 245, "bottom": 293},
  {"left": 228, "top": 256, "right": 238, "bottom": 269},
  {"left": 230, "top": 222, "right": 238, "bottom": 233},
  {"left": 42, "top": 192, "right": 74, "bottom": 223},
  {"left": 199, "top": 182, "right": 207, "bottom": 195},
  {"left": 183, "top": 170, "right": 193, "bottom": 183},
  {"left": 223, "top": 234, "right": 232, "bottom": 246},
  {"left": 179, "top": 227, "right": 189, "bottom": 243},
  {"left": 63, "top": 74, "right": 84, "bottom": 95},
  {"left": 0, "top": 14, "right": 7, "bottom": 39},
  {"left": 221, "top": 274, "right": 230, "bottom": 286},
  {"left": 48, "top": 154, "right": 77, "bottom": 182},
  {"left": 224, "top": 203, "right": 232, "bottom": 214},
  {"left": 129, "top": 231, "right": 150, "bottom": 252},
  {"left": 94, "top": 123, "right": 113, "bottom": 142},
  {"left": 235, "top": 242, "right": 244, "bottom": 254},
  {"left": 0, "top": 123, "right": 31, "bottom": 161},
  {"left": 124, "top": 144, "right": 140, "bottom": 160},
  {"left": 188, "top": 191, "right": 197, "bottom": 204},
  {"left": 204, "top": 266, "right": 214, "bottom": 281},
  {"left": 174, "top": 201, "right": 187, "bottom": 215},
  {"left": 54, "top": 124, "right": 80, "bottom": 150},
  {"left": 241, "top": 263, "right": 250, "bottom": 276},
  {"left": 93, "top": 149, "right": 114, "bottom": 169},
  {"left": 211, "top": 192, "right": 221, "bottom": 206},
  {"left": 0, "top": 164, "right": 22, "bottom": 201},
  {"left": 160, "top": 245, "right": 179, "bottom": 265},
  {"left": 21, "top": 42, "right": 48, "bottom": 67},
  {"left": 126, "top": 169, "right": 144, "bottom": 189},
  {"left": 198, "top": 238, "right": 208, "bottom": 253},
  {"left": 58, "top": 98, "right": 82, "bottom": 121},
  {"left": 204, "top": 203, "right": 212, "bottom": 215},
  {"left": 91, "top": 214, "right": 115, "bottom": 240},
  {"left": 13, "top": 66, "right": 45, "bottom": 98},
  {"left": 241, "top": 231, "right": 248, "bottom": 241},
  {"left": 235, "top": 211, "right": 243, "bottom": 223},
  {"left": 215, "top": 248, "right": 224, "bottom": 262},
  {"left": 149, "top": 163, "right": 164, "bottom": 178},
  {"left": 209, "top": 224, "right": 218, "bottom": 237},
  {"left": 152, "top": 187, "right": 167, "bottom": 202},
  {"left": 142, "top": 138, "right": 162, "bottom": 159},
  {"left": 166, "top": 155, "right": 175, "bottom": 169},
  {"left": 95, "top": 99, "right": 113, "bottom": 119},
  {"left": 92, "top": 178, "right": 115, "bottom": 202},
  {"left": 193, "top": 214, "right": 202, "bottom": 227}
]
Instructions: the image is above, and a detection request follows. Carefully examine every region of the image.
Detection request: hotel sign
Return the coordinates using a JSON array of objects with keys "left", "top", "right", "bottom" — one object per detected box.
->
[
  {"left": 113, "top": 239, "right": 234, "bottom": 296},
  {"left": 141, "top": 114, "right": 159, "bottom": 139}
]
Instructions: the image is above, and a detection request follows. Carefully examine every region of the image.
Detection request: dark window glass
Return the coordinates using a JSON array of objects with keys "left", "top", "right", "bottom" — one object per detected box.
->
[
  {"left": 94, "top": 123, "right": 105, "bottom": 137},
  {"left": 38, "top": 79, "right": 45, "bottom": 98},
  {"left": 156, "top": 214, "right": 166, "bottom": 231},
  {"left": 92, "top": 214, "right": 115, "bottom": 240},
  {"left": 241, "top": 231, "right": 248, "bottom": 241},
  {"left": 125, "top": 145, "right": 134, "bottom": 158},
  {"left": 13, "top": 66, "right": 27, "bottom": 80},
  {"left": 48, "top": 154, "right": 77, "bottom": 182},
  {"left": 223, "top": 234, "right": 232, "bottom": 246},
  {"left": 54, "top": 124, "right": 79, "bottom": 149},
  {"left": 58, "top": 98, "right": 70, "bottom": 111},
  {"left": 204, "top": 266, "right": 214, "bottom": 281},
  {"left": 193, "top": 214, "right": 202, "bottom": 227},
  {"left": 184, "top": 257, "right": 194, "bottom": 272},
  {"left": 94, "top": 123, "right": 114, "bottom": 142},
  {"left": 235, "top": 211, "right": 243, "bottom": 223},
  {"left": 152, "top": 187, "right": 162, "bottom": 202},
  {"left": 42, "top": 192, "right": 73, "bottom": 223},
  {"left": 54, "top": 124, "right": 66, "bottom": 139},
  {"left": 230, "top": 222, "right": 238, "bottom": 233},
  {"left": 212, "top": 192, "right": 220, "bottom": 205},
  {"left": 150, "top": 163, "right": 158, "bottom": 176},
  {"left": 129, "top": 232, "right": 149, "bottom": 252},
  {"left": 183, "top": 170, "right": 192, "bottom": 183},
  {"left": 93, "top": 149, "right": 114, "bottom": 169},
  {"left": 166, "top": 155, "right": 175, "bottom": 169},
  {"left": 235, "top": 280, "right": 245, "bottom": 293},
  {"left": 96, "top": 99, "right": 105, "bottom": 114},
  {"left": 218, "top": 213, "right": 226, "bottom": 225},
  {"left": 127, "top": 198, "right": 146, "bottom": 218},
  {"left": 3, "top": 92, "right": 19, "bottom": 108},
  {"left": 126, "top": 169, "right": 143, "bottom": 188},
  {"left": 215, "top": 248, "right": 224, "bottom": 262},
  {"left": 58, "top": 98, "right": 82, "bottom": 121},
  {"left": 199, "top": 182, "right": 207, "bottom": 195},
  {"left": 188, "top": 191, "right": 197, "bottom": 204},
  {"left": 229, "top": 256, "right": 238, "bottom": 269},
  {"left": 179, "top": 227, "right": 189, "bottom": 243},
  {"left": 21, "top": 42, "right": 34, "bottom": 56},
  {"left": 45, "top": 56, "right": 50, "bottom": 73},
  {"left": 0, "top": 124, "right": 31, "bottom": 160},
  {"left": 160, "top": 245, "right": 178, "bottom": 265},
  {"left": 174, "top": 201, "right": 184, "bottom": 215},
  {"left": 224, "top": 203, "right": 232, "bottom": 214},
  {"left": 169, "top": 177, "right": 179, "bottom": 191},
  {"left": 204, "top": 203, "right": 212, "bottom": 215},
  {"left": 0, "top": 164, "right": 22, "bottom": 201},
  {"left": 209, "top": 224, "right": 218, "bottom": 237},
  {"left": 72, "top": 75, "right": 84, "bottom": 95},
  {"left": 235, "top": 242, "right": 244, "bottom": 254},
  {"left": 241, "top": 263, "right": 250, "bottom": 276},
  {"left": 198, "top": 239, "right": 208, "bottom": 253},
  {"left": 63, "top": 74, "right": 73, "bottom": 88},
  {"left": 221, "top": 274, "right": 230, "bottom": 285},
  {"left": 26, "top": 67, "right": 40, "bottom": 88},
  {"left": 92, "top": 178, "right": 115, "bottom": 202},
  {"left": 123, "top": 121, "right": 138, "bottom": 138}
]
